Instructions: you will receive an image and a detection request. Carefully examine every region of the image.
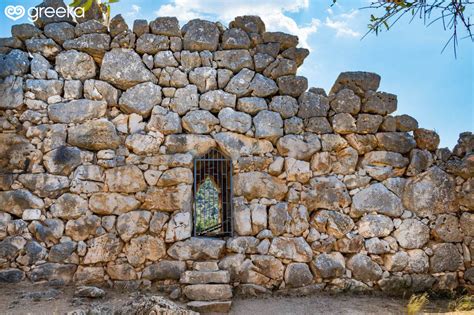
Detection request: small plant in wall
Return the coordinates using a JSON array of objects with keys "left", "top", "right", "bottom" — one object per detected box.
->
[{"left": 69, "top": 0, "right": 120, "bottom": 25}]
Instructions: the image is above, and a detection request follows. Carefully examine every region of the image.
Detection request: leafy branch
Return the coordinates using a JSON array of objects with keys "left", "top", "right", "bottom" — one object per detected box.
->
[
  {"left": 69, "top": 0, "right": 120, "bottom": 25},
  {"left": 333, "top": 0, "right": 473, "bottom": 57}
]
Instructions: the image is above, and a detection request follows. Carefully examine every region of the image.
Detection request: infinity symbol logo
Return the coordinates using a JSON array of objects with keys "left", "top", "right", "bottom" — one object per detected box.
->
[{"left": 5, "top": 5, "right": 25, "bottom": 21}]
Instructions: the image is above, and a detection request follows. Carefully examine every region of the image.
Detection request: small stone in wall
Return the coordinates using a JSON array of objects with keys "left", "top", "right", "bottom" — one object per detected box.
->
[
  {"left": 347, "top": 253, "right": 382, "bottom": 283},
  {"left": 284, "top": 263, "right": 313, "bottom": 288},
  {"left": 183, "top": 19, "right": 220, "bottom": 52},
  {"left": 351, "top": 183, "right": 403, "bottom": 217},
  {"left": 83, "top": 233, "right": 123, "bottom": 264},
  {"left": 311, "top": 252, "right": 345, "bottom": 279},
  {"left": 119, "top": 82, "right": 162, "bottom": 117},
  {"left": 68, "top": 120, "right": 120, "bottom": 151},
  {"left": 105, "top": 165, "right": 147, "bottom": 193},
  {"left": 117, "top": 210, "right": 152, "bottom": 242},
  {"left": 393, "top": 219, "right": 429, "bottom": 249}
]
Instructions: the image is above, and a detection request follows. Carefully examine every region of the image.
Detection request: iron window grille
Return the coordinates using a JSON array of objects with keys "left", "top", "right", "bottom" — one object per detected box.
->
[{"left": 193, "top": 148, "right": 233, "bottom": 237}]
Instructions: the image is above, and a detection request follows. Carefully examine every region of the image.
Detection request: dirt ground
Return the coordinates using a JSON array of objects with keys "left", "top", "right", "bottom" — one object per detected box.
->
[{"left": 0, "top": 282, "right": 460, "bottom": 315}]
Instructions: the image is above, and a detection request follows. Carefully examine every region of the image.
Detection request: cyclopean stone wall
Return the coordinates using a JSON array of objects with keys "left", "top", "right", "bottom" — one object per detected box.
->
[{"left": 0, "top": 1, "right": 473, "bottom": 301}]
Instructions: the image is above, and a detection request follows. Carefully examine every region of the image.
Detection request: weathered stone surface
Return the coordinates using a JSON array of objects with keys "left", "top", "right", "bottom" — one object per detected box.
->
[
  {"left": 277, "top": 75, "right": 308, "bottom": 98},
  {"left": 165, "top": 211, "right": 192, "bottom": 242},
  {"left": 225, "top": 68, "right": 255, "bottom": 97},
  {"left": 18, "top": 174, "right": 69, "bottom": 198},
  {"left": 230, "top": 16, "right": 266, "bottom": 34},
  {"left": 147, "top": 106, "right": 182, "bottom": 134},
  {"left": 414, "top": 128, "right": 440, "bottom": 151},
  {"left": 460, "top": 212, "right": 474, "bottom": 237},
  {"left": 55, "top": 50, "right": 96, "bottom": 80},
  {"left": 48, "top": 99, "right": 106, "bottom": 123},
  {"left": 268, "top": 237, "right": 312, "bottom": 262},
  {"left": 150, "top": 17, "right": 180, "bottom": 36},
  {"left": 254, "top": 110, "right": 283, "bottom": 142},
  {"left": 136, "top": 34, "right": 169, "bottom": 54},
  {"left": 11, "top": 23, "right": 42, "bottom": 40},
  {"left": 214, "top": 50, "right": 253, "bottom": 72},
  {"left": 50, "top": 193, "right": 87, "bottom": 220},
  {"left": 222, "top": 28, "right": 251, "bottom": 49},
  {"left": 30, "top": 263, "right": 77, "bottom": 283},
  {"left": 311, "top": 252, "right": 345, "bottom": 279},
  {"left": 182, "top": 110, "right": 219, "bottom": 134},
  {"left": 393, "top": 219, "right": 429, "bottom": 249},
  {"left": 284, "top": 263, "right": 313, "bottom": 288},
  {"left": 330, "top": 72, "right": 381, "bottom": 96},
  {"left": 431, "top": 214, "right": 463, "bottom": 242},
  {"left": 142, "top": 260, "right": 186, "bottom": 280},
  {"left": 0, "top": 236, "right": 26, "bottom": 260},
  {"left": 183, "top": 19, "right": 220, "bottom": 51},
  {"left": 0, "top": 269, "right": 25, "bottom": 283},
  {"left": 264, "top": 58, "right": 297, "bottom": 79},
  {"left": 357, "top": 215, "right": 394, "bottom": 238},
  {"left": 330, "top": 88, "right": 360, "bottom": 114},
  {"left": 75, "top": 20, "right": 108, "bottom": 36},
  {"left": 188, "top": 301, "right": 232, "bottom": 313},
  {"left": 74, "top": 286, "right": 105, "bottom": 298},
  {"left": 183, "top": 284, "right": 233, "bottom": 301},
  {"left": 430, "top": 243, "right": 463, "bottom": 273},
  {"left": 234, "top": 172, "right": 287, "bottom": 200},
  {"left": 0, "top": 50, "right": 29, "bottom": 79},
  {"left": 269, "top": 96, "right": 298, "bottom": 118},
  {"left": 142, "top": 185, "right": 192, "bottom": 212},
  {"left": 227, "top": 237, "right": 259, "bottom": 254},
  {"left": 116, "top": 211, "right": 151, "bottom": 242},
  {"left": 125, "top": 133, "right": 164, "bottom": 155},
  {"left": 351, "top": 183, "right": 403, "bottom": 217},
  {"left": 361, "top": 151, "right": 409, "bottom": 181},
  {"left": 165, "top": 134, "right": 216, "bottom": 156},
  {"left": 167, "top": 238, "right": 226, "bottom": 260},
  {"left": 105, "top": 165, "right": 146, "bottom": 193},
  {"left": 303, "top": 176, "right": 351, "bottom": 210},
  {"left": 311, "top": 210, "right": 354, "bottom": 239},
  {"left": 65, "top": 215, "right": 100, "bottom": 241},
  {"left": 297, "top": 92, "right": 329, "bottom": 118},
  {"left": 68, "top": 120, "right": 120, "bottom": 150},
  {"left": 119, "top": 82, "right": 162, "bottom": 117},
  {"left": 218, "top": 107, "right": 252, "bottom": 134},
  {"left": 0, "top": 190, "right": 44, "bottom": 217},
  {"left": 170, "top": 85, "right": 199, "bottom": 115},
  {"left": 81, "top": 235, "right": 120, "bottom": 265},
  {"left": 384, "top": 252, "right": 409, "bottom": 272},
  {"left": 250, "top": 73, "right": 279, "bottom": 97},
  {"left": 0, "top": 76, "right": 23, "bottom": 109},
  {"left": 268, "top": 203, "right": 290, "bottom": 236},
  {"left": 347, "top": 254, "right": 382, "bottom": 282},
  {"left": 362, "top": 91, "right": 397, "bottom": 115},
  {"left": 262, "top": 32, "right": 298, "bottom": 50},
  {"left": 376, "top": 132, "right": 416, "bottom": 154},
  {"left": 84, "top": 79, "right": 119, "bottom": 105},
  {"left": 237, "top": 97, "right": 267, "bottom": 115},
  {"left": 25, "top": 38, "right": 61, "bottom": 59},
  {"left": 277, "top": 135, "right": 320, "bottom": 161},
  {"left": 403, "top": 167, "right": 457, "bottom": 217},
  {"left": 100, "top": 48, "right": 156, "bottom": 89},
  {"left": 26, "top": 79, "right": 63, "bottom": 101},
  {"left": 180, "top": 270, "right": 230, "bottom": 284},
  {"left": 125, "top": 235, "right": 166, "bottom": 267},
  {"left": 63, "top": 33, "right": 111, "bottom": 63},
  {"left": 42, "top": 146, "right": 81, "bottom": 176},
  {"left": 199, "top": 90, "right": 236, "bottom": 113},
  {"left": 214, "top": 132, "right": 273, "bottom": 159}
]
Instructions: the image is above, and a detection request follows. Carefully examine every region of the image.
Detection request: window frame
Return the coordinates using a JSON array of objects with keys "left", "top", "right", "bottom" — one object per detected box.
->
[{"left": 192, "top": 148, "right": 233, "bottom": 238}]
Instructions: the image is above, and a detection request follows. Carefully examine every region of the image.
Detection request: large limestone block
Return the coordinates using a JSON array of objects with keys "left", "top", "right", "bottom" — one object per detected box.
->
[
  {"left": 48, "top": 100, "right": 107, "bottom": 123},
  {"left": 68, "top": 120, "right": 120, "bottom": 150},
  {"left": 105, "top": 165, "right": 146, "bottom": 193},
  {"left": 83, "top": 233, "right": 123, "bottom": 264},
  {"left": 402, "top": 167, "right": 457, "bottom": 217},
  {"left": 119, "top": 82, "right": 162, "bottom": 117},
  {"left": 234, "top": 172, "right": 287, "bottom": 201},
  {"left": 63, "top": 33, "right": 111, "bottom": 63},
  {"left": 18, "top": 173, "right": 69, "bottom": 198},
  {"left": 214, "top": 132, "right": 273, "bottom": 160},
  {"left": 165, "top": 134, "right": 216, "bottom": 156},
  {"left": 50, "top": 193, "right": 87, "bottom": 220},
  {"left": 0, "top": 76, "right": 23, "bottom": 109},
  {"left": 310, "top": 210, "right": 354, "bottom": 239},
  {"left": 55, "top": 50, "right": 96, "bottom": 80},
  {"left": 330, "top": 71, "right": 381, "bottom": 96},
  {"left": 182, "top": 19, "right": 220, "bottom": 52},
  {"left": 347, "top": 254, "right": 382, "bottom": 282},
  {"left": 99, "top": 48, "right": 156, "bottom": 89},
  {"left": 268, "top": 237, "right": 312, "bottom": 262},
  {"left": 0, "top": 190, "right": 44, "bottom": 217},
  {"left": 393, "top": 219, "right": 429, "bottom": 249},
  {"left": 125, "top": 235, "right": 166, "bottom": 267},
  {"left": 302, "top": 176, "right": 351, "bottom": 210},
  {"left": 142, "top": 185, "right": 192, "bottom": 212},
  {"left": 311, "top": 252, "right": 345, "bottom": 279},
  {"left": 277, "top": 135, "right": 321, "bottom": 161},
  {"left": 351, "top": 183, "right": 403, "bottom": 217},
  {"left": 183, "top": 284, "right": 233, "bottom": 301},
  {"left": 167, "top": 238, "right": 226, "bottom": 260},
  {"left": 142, "top": 260, "right": 186, "bottom": 280}
]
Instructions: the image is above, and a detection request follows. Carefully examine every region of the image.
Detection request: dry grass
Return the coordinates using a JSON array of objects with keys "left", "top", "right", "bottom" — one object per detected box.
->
[
  {"left": 448, "top": 295, "right": 474, "bottom": 312},
  {"left": 407, "top": 293, "right": 429, "bottom": 315}
]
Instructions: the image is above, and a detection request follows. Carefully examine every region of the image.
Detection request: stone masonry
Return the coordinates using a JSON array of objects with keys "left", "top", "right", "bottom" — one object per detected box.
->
[{"left": 0, "top": 0, "right": 473, "bottom": 311}]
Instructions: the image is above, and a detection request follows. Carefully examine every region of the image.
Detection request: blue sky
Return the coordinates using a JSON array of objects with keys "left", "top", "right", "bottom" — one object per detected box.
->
[{"left": 1, "top": 0, "right": 472, "bottom": 148}]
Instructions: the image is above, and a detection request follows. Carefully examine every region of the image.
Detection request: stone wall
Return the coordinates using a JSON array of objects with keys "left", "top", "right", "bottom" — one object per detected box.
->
[{"left": 0, "top": 0, "right": 473, "bottom": 301}]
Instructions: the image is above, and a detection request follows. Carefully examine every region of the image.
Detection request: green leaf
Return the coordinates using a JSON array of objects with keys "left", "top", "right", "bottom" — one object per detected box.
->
[
  {"left": 69, "top": 0, "right": 83, "bottom": 7},
  {"left": 108, "top": 0, "right": 120, "bottom": 3},
  {"left": 82, "top": 0, "right": 94, "bottom": 12}
]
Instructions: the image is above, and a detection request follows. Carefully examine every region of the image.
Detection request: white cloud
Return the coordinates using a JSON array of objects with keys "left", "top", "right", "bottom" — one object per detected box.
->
[
  {"left": 155, "top": 0, "right": 319, "bottom": 49},
  {"left": 126, "top": 4, "right": 141, "bottom": 17},
  {"left": 324, "top": 9, "right": 361, "bottom": 38}
]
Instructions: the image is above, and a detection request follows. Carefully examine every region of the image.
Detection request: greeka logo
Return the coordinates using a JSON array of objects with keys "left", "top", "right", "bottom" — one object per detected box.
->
[
  {"left": 4, "top": 3, "right": 84, "bottom": 22},
  {"left": 4, "top": 5, "right": 25, "bottom": 21}
]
